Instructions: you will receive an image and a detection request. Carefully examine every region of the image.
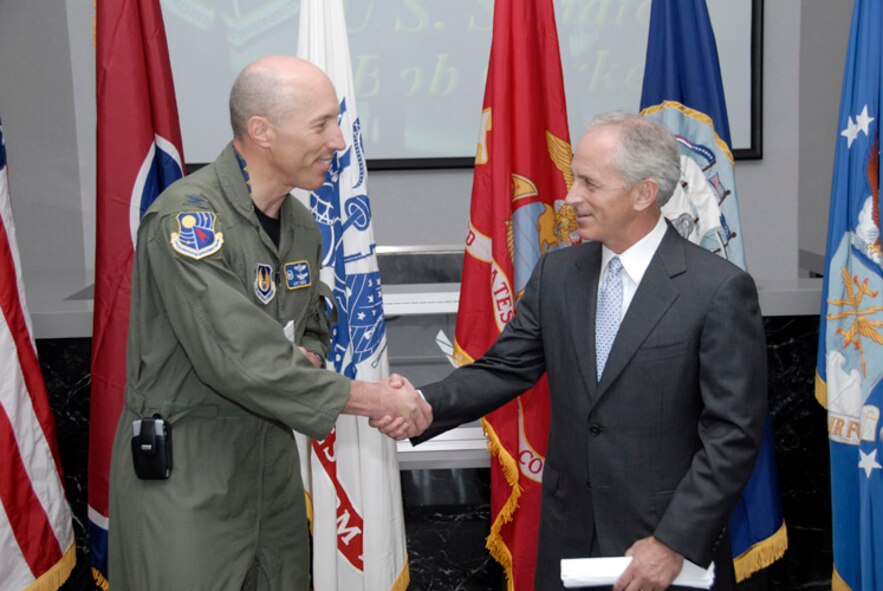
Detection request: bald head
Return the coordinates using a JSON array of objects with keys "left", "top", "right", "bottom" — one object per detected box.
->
[{"left": 229, "top": 55, "right": 336, "bottom": 140}]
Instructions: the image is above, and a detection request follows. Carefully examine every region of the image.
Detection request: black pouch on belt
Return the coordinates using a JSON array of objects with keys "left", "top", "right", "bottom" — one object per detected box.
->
[{"left": 131, "top": 414, "right": 173, "bottom": 480}]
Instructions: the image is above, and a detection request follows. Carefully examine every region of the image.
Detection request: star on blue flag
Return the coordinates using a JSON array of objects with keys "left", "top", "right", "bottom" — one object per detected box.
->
[{"left": 817, "top": 1, "right": 883, "bottom": 589}]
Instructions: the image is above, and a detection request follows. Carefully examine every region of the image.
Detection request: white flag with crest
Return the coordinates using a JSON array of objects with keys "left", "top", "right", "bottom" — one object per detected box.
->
[{"left": 293, "top": 1, "right": 409, "bottom": 590}]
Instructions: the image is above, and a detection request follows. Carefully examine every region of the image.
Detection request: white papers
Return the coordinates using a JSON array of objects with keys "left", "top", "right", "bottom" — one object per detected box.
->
[{"left": 561, "top": 556, "right": 715, "bottom": 589}]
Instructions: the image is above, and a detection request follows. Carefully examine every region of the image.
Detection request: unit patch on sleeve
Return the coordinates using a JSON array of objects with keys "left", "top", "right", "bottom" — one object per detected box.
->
[
  {"left": 254, "top": 263, "right": 276, "bottom": 304},
  {"left": 284, "top": 261, "right": 311, "bottom": 290},
  {"left": 170, "top": 212, "right": 224, "bottom": 259}
]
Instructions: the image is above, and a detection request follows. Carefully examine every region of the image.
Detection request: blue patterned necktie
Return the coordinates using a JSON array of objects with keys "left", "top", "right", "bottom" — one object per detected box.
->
[{"left": 595, "top": 256, "right": 623, "bottom": 381}]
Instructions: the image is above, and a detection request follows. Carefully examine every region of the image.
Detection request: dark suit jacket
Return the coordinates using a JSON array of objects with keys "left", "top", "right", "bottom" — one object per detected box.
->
[{"left": 415, "top": 225, "right": 767, "bottom": 590}]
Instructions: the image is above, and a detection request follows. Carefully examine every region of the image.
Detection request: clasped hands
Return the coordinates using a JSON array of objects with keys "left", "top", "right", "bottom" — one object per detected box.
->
[{"left": 368, "top": 373, "right": 432, "bottom": 440}]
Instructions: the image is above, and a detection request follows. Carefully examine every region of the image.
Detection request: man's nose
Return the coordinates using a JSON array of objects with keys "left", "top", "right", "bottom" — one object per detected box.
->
[{"left": 330, "top": 125, "right": 346, "bottom": 151}]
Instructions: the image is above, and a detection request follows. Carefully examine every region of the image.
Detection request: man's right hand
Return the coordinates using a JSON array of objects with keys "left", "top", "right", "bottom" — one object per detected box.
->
[
  {"left": 372, "top": 373, "right": 432, "bottom": 440},
  {"left": 345, "top": 374, "right": 432, "bottom": 439}
]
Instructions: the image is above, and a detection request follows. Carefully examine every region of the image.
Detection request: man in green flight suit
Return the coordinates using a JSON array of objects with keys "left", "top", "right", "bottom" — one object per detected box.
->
[{"left": 107, "top": 55, "right": 430, "bottom": 591}]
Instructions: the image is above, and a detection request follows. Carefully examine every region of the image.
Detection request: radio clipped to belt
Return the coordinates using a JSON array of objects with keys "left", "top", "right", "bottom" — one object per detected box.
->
[{"left": 131, "top": 415, "right": 173, "bottom": 480}]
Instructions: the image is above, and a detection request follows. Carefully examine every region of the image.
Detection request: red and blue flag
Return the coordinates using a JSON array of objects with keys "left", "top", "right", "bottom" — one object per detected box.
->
[{"left": 90, "top": 1, "right": 184, "bottom": 585}]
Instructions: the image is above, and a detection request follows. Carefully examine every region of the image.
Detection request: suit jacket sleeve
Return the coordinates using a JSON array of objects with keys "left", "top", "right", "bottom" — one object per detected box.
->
[
  {"left": 654, "top": 269, "right": 768, "bottom": 565},
  {"left": 413, "top": 255, "right": 550, "bottom": 443}
]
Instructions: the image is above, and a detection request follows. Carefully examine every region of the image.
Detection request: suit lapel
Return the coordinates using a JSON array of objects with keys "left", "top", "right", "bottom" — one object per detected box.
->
[
  {"left": 567, "top": 243, "right": 602, "bottom": 401},
  {"left": 595, "top": 226, "right": 687, "bottom": 400}
]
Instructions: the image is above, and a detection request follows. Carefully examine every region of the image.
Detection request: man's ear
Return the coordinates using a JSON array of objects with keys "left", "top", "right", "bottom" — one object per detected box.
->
[
  {"left": 248, "top": 116, "right": 273, "bottom": 149},
  {"left": 633, "top": 178, "right": 659, "bottom": 212}
]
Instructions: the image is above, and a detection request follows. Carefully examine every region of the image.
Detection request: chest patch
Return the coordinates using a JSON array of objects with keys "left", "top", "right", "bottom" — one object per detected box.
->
[
  {"left": 284, "top": 261, "right": 311, "bottom": 290},
  {"left": 254, "top": 264, "right": 276, "bottom": 304},
  {"left": 170, "top": 212, "right": 224, "bottom": 260}
]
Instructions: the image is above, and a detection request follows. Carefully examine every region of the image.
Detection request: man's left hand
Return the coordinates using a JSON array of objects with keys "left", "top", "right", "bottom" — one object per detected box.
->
[
  {"left": 298, "top": 346, "right": 323, "bottom": 369},
  {"left": 613, "top": 536, "right": 683, "bottom": 591}
]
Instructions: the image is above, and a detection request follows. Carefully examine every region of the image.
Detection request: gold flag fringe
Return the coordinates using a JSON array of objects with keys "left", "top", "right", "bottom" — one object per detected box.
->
[
  {"left": 832, "top": 566, "right": 852, "bottom": 591},
  {"left": 481, "top": 417, "right": 522, "bottom": 591},
  {"left": 91, "top": 566, "right": 110, "bottom": 591},
  {"left": 23, "top": 542, "right": 76, "bottom": 591},
  {"left": 815, "top": 372, "right": 828, "bottom": 408},
  {"left": 733, "top": 520, "right": 788, "bottom": 582},
  {"left": 304, "top": 489, "right": 315, "bottom": 534},
  {"left": 390, "top": 558, "right": 411, "bottom": 591}
]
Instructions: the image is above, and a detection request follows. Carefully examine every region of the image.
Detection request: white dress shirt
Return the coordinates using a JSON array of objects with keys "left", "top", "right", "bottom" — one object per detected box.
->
[{"left": 597, "top": 214, "right": 668, "bottom": 320}]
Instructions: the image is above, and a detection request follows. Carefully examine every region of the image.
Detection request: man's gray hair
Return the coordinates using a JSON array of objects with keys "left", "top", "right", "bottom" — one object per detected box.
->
[
  {"left": 229, "top": 67, "right": 296, "bottom": 139},
  {"left": 584, "top": 111, "right": 681, "bottom": 207}
]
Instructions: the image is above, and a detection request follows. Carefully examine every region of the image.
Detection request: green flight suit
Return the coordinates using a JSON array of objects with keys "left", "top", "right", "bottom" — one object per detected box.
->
[{"left": 108, "top": 144, "right": 351, "bottom": 591}]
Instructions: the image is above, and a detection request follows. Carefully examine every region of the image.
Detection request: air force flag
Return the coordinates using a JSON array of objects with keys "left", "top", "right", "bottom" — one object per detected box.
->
[{"left": 817, "top": 1, "right": 883, "bottom": 589}]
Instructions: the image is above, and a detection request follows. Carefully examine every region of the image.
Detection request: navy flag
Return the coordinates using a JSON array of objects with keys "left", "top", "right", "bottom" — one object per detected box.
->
[
  {"left": 639, "top": 0, "right": 787, "bottom": 582},
  {"left": 640, "top": 0, "right": 743, "bottom": 266},
  {"left": 816, "top": 1, "right": 883, "bottom": 589}
]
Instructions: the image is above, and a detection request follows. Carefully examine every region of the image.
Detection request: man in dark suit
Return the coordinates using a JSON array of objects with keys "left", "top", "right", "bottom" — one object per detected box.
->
[{"left": 381, "top": 112, "right": 767, "bottom": 590}]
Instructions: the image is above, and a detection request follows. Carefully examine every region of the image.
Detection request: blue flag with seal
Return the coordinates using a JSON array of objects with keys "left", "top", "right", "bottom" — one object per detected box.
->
[
  {"left": 293, "top": 1, "right": 409, "bottom": 589},
  {"left": 639, "top": 0, "right": 787, "bottom": 582},
  {"left": 816, "top": 1, "right": 883, "bottom": 589}
]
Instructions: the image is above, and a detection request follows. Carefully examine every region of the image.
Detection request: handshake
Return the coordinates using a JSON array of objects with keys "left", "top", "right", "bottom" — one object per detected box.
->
[
  {"left": 347, "top": 374, "right": 432, "bottom": 440},
  {"left": 301, "top": 346, "right": 431, "bottom": 440}
]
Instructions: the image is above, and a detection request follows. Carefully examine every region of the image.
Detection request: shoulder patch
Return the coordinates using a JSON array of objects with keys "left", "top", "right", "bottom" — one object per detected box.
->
[
  {"left": 254, "top": 264, "right": 277, "bottom": 304},
  {"left": 284, "top": 261, "right": 311, "bottom": 290},
  {"left": 170, "top": 212, "right": 224, "bottom": 259}
]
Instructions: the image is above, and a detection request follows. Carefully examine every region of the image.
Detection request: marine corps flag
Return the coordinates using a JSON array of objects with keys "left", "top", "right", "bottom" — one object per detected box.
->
[
  {"left": 455, "top": 0, "right": 575, "bottom": 588},
  {"left": 91, "top": 0, "right": 184, "bottom": 586},
  {"left": 0, "top": 119, "right": 75, "bottom": 590},
  {"left": 816, "top": 1, "right": 883, "bottom": 589},
  {"left": 639, "top": 0, "right": 787, "bottom": 581},
  {"left": 294, "top": 1, "right": 408, "bottom": 589}
]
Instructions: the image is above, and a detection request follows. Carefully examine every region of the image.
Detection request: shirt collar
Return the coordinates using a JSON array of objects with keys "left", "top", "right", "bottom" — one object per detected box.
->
[
  {"left": 232, "top": 147, "right": 252, "bottom": 195},
  {"left": 601, "top": 214, "right": 668, "bottom": 285}
]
